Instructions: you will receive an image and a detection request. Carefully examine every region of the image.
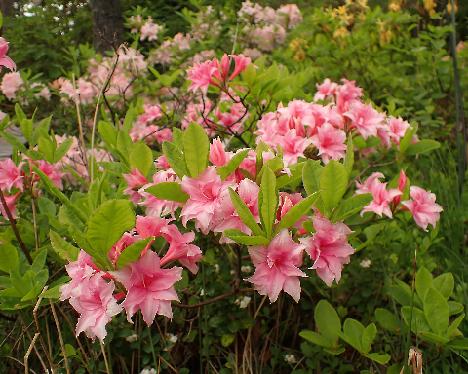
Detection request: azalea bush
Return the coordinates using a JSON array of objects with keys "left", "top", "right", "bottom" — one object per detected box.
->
[{"left": 0, "top": 1, "right": 467, "bottom": 373}]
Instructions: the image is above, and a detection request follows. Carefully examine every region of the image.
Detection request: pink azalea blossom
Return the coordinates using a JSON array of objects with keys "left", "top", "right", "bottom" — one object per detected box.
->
[
  {"left": 401, "top": 186, "right": 443, "bottom": 231},
  {"left": 344, "top": 101, "right": 385, "bottom": 139},
  {"left": 114, "top": 250, "right": 182, "bottom": 325},
  {"left": 180, "top": 167, "right": 232, "bottom": 234},
  {"left": 0, "top": 37, "right": 16, "bottom": 71},
  {"left": 0, "top": 192, "right": 20, "bottom": 220},
  {"left": 37, "top": 160, "right": 63, "bottom": 190},
  {"left": 140, "top": 19, "right": 163, "bottom": 41},
  {"left": 356, "top": 173, "right": 401, "bottom": 218},
  {"left": 209, "top": 138, "right": 232, "bottom": 166},
  {"left": 0, "top": 159, "right": 23, "bottom": 192},
  {"left": 213, "top": 178, "right": 259, "bottom": 238},
  {"left": 60, "top": 250, "right": 97, "bottom": 300},
  {"left": 68, "top": 274, "right": 122, "bottom": 341},
  {"left": 300, "top": 214, "right": 354, "bottom": 286},
  {"left": 247, "top": 230, "right": 306, "bottom": 302},
  {"left": 187, "top": 59, "right": 217, "bottom": 93},
  {"left": 1, "top": 71, "right": 23, "bottom": 100},
  {"left": 335, "top": 79, "right": 363, "bottom": 113},
  {"left": 160, "top": 225, "right": 203, "bottom": 274},
  {"left": 123, "top": 169, "right": 148, "bottom": 203},
  {"left": 136, "top": 215, "right": 171, "bottom": 239},
  {"left": 108, "top": 233, "right": 138, "bottom": 265},
  {"left": 314, "top": 78, "right": 338, "bottom": 101},
  {"left": 310, "top": 122, "right": 347, "bottom": 163}
]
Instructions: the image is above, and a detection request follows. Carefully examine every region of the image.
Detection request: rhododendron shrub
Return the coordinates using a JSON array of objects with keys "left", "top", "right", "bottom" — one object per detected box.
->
[{"left": 1, "top": 4, "right": 466, "bottom": 372}]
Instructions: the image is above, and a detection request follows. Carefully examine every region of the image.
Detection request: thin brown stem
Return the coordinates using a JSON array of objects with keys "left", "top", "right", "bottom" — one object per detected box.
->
[
  {"left": 175, "top": 288, "right": 253, "bottom": 309},
  {"left": 50, "top": 301, "right": 71, "bottom": 374},
  {"left": 0, "top": 189, "right": 32, "bottom": 263}
]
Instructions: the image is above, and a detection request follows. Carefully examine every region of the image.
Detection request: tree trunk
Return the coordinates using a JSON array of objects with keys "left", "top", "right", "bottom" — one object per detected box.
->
[
  {"left": 89, "top": 0, "right": 123, "bottom": 53},
  {"left": 0, "top": 0, "right": 15, "bottom": 17}
]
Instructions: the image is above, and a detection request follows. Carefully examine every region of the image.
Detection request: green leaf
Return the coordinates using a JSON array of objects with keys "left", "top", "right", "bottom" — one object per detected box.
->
[
  {"left": 221, "top": 334, "right": 235, "bottom": 347},
  {"left": 276, "top": 193, "right": 318, "bottom": 232},
  {"left": 38, "top": 136, "right": 55, "bottom": 163},
  {"left": 98, "top": 121, "right": 118, "bottom": 147},
  {"left": 116, "top": 239, "right": 151, "bottom": 269},
  {"left": 228, "top": 188, "right": 263, "bottom": 236},
  {"left": 223, "top": 230, "right": 269, "bottom": 246},
  {"left": 302, "top": 160, "right": 322, "bottom": 195},
  {"left": 361, "top": 323, "right": 376, "bottom": 354},
  {"left": 54, "top": 138, "right": 73, "bottom": 163},
  {"left": 415, "top": 267, "right": 433, "bottom": 301},
  {"left": 375, "top": 308, "right": 400, "bottom": 331},
  {"left": 0, "top": 243, "right": 19, "bottom": 273},
  {"left": 448, "top": 338, "right": 468, "bottom": 350},
  {"left": 299, "top": 330, "right": 335, "bottom": 348},
  {"left": 399, "top": 124, "right": 417, "bottom": 154},
  {"left": 217, "top": 149, "right": 249, "bottom": 180},
  {"left": 447, "top": 314, "right": 465, "bottom": 338},
  {"left": 86, "top": 200, "right": 135, "bottom": 267},
  {"left": 183, "top": 123, "right": 209, "bottom": 177},
  {"left": 448, "top": 301, "right": 464, "bottom": 315},
  {"left": 31, "top": 248, "right": 48, "bottom": 273},
  {"left": 162, "top": 142, "right": 188, "bottom": 178},
  {"left": 129, "top": 142, "right": 153, "bottom": 177},
  {"left": 332, "top": 193, "right": 372, "bottom": 221},
  {"left": 146, "top": 182, "right": 189, "bottom": 203},
  {"left": 341, "top": 318, "right": 364, "bottom": 352},
  {"left": 49, "top": 230, "right": 79, "bottom": 262},
  {"left": 424, "top": 287, "right": 449, "bottom": 334},
  {"left": 433, "top": 273, "right": 454, "bottom": 299},
  {"left": 401, "top": 306, "right": 431, "bottom": 333},
  {"left": 259, "top": 167, "right": 277, "bottom": 238},
  {"left": 388, "top": 280, "right": 413, "bottom": 306},
  {"left": 315, "top": 300, "right": 341, "bottom": 342},
  {"left": 366, "top": 353, "right": 390, "bottom": 364},
  {"left": 320, "top": 160, "right": 348, "bottom": 214},
  {"left": 406, "top": 139, "right": 440, "bottom": 156}
]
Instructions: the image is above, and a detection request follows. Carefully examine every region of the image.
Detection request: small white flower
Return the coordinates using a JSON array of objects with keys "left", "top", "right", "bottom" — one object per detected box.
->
[
  {"left": 166, "top": 333, "right": 178, "bottom": 344},
  {"left": 241, "top": 265, "right": 252, "bottom": 273},
  {"left": 284, "top": 354, "right": 297, "bottom": 364},
  {"left": 235, "top": 296, "right": 251, "bottom": 309},
  {"left": 360, "top": 259, "right": 372, "bottom": 268},
  {"left": 125, "top": 333, "right": 138, "bottom": 343},
  {"left": 200, "top": 288, "right": 205, "bottom": 296},
  {"left": 214, "top": 264, "right": 220, "bottom": 273},
  {"left": 140, "top": 369, "right": 156, "bottom": 374}
]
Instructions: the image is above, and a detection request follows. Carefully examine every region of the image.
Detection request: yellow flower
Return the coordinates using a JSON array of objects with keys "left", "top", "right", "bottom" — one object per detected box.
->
[
  {"left": 446, "top": 1, "right": 458, "bottom": 14},
  {"left": 423, "top": 0, "right": 436, "bottom": 16},
  {"left": 388, "top": 0, "right": 402, "bottom": 12},
  {"left": 333, "top": 27, "right": 349, "bottom": 39}
]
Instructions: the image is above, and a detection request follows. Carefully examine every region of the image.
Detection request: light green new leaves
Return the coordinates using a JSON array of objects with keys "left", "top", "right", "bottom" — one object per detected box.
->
[
  {"left": 275, "top": 193, "right": 318, "bottom": 233},
  {"left": 228, "top": 188, "right": 263, "bottom": 236},
  {"left": 183, "top": 123, "right": 209, "bottom": 177},
  {"left": 217, "top": 149, "right": 249, "bottom": 180},
  {"left": 320, "top": 160, "right": 348, "bottom": 213},
  {"left": 258, "top": 167, "right": 277, "bottom": 238},
  {"left": 146, "top": 182, "right": 189, "bottom": 203},
  {"left": 162, "top": 142, "right": 188, "bottom": 178},
  {"left": 50, "top": 230, "right": 79, "bottom": 262},
  {"left": 129, "top": 142, "right": 153, "bottom": 177},
  {"left": 86, "top": 199, "right": 135, "bottom": 268},
  {"left": 116, "top": 238, "right": 151, "bottom": 269}
]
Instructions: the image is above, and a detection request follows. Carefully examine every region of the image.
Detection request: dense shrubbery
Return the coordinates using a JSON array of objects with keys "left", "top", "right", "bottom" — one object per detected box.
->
[{"left": 0, "top": 1, "right": 466, "bottom": 373}]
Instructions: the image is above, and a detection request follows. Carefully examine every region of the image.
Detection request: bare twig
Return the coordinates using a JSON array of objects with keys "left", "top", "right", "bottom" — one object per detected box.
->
[
  {"left": 50, "top": 301, "right": 71, "bottom": 374},
  {"left": 175, "top": 288, "right": 253, "bottom": 309},
  {"left": 24, "top": 333, "right": 40, "bottom": 374}
]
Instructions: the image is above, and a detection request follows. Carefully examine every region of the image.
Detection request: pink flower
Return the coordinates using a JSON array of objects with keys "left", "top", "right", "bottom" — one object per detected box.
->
[
  {"left": 1, "top": 71, "right": 23, "bottom": 100},
  {"left": 180, "top": 167, "right": 232, "bottom": 234},
  {"left": 0, "top": 192, "right": 20, "bottom": 220},
  {"left": 300, "top": 214, "right": 354, "bottom": 286},
  {"left": 344, "top": 101, "right": 385, "bottom": 139},
  {"left": 60, "top": 250, "right": 98, "bottom": 300},
  {"left": 314, "top": 78, "right": 338, "bottom": 101},
  {"left": 277, "top": 4, "right": 303, "bottom": 29},
  {"left": 0, "top": 159, "right": 23, "bottom": 192},
  {"left": 209, "top": 138, "right": 232, "bottom": 167},
  {"left": 114, "top": 250, "right": 182, "bottom": 325},
  {"left": 68, "top": 274, "right": 122, "bottom": 341},
  {"left": 160, "top": 225, "right": 202, "bottom": 274},
  {"left": 247, "top": 230, "right": 306, "bottom": 302},
  {"left": 37, "top": 160, "right": 63, "bottom": 190},
  {"left": 336, "top": 79, "right": 362, "bottom": 113},
  {"left": 0, "top": 37, "right": 15, "bottom": 71},
  {"left": 310, "top": 122, "right": 347, "bottom": 163},
  {"left": 140, "top": 19, "right": 162, "bottom": 41},
  {"left": 155, "top": 155, "right": 171, "bottom": 169},
  {"left": 108, "top": 233, "right": 138, "bottom": 265},
  {"left": 77, "top": 78, "right": 96, "bottom": 104},
  {"left": 401, "top": 186, "right": 443, "bottom": 231},
  {"left": 137, "top": 104, "right": 162, "bottom": 125},
  {"left": 356, "top": 173, "right": 401, "bottom": 218},
  {"left": 187, "top": 59, "right": 217, "bottom": 93},
  {"left": 213, "top": 178, "right": 259, "bottom": 238},
  {"left": 123, "top": 169, "right": 148, "bottom": 203}
]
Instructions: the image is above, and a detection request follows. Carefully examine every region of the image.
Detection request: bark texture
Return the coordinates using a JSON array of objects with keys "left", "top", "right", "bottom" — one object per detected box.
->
[{"left": 89, "top": 0, "right": 124, "bottom": 53}]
